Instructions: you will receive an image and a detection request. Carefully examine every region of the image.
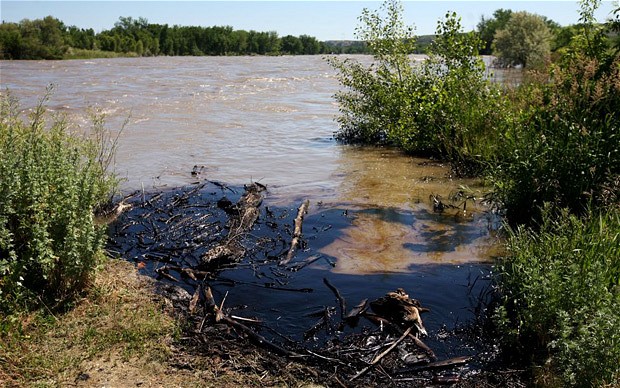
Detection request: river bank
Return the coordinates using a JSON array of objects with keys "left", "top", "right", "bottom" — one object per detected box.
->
[{"left": 0, "top": 258, "right": 322, "bottom": 387}]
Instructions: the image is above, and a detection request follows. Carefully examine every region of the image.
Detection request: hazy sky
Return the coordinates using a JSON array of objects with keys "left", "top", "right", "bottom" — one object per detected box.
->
[{"left": 1, "top": 1, "right": 617, "bottom": 41}]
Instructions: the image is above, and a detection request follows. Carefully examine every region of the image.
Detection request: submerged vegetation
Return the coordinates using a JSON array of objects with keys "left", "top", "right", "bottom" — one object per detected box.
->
[{"left": 329, "top": 0, "right": 619, "bottom": 385}]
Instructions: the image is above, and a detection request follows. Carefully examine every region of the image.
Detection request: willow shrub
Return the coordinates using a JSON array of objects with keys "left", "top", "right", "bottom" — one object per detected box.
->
[
  {"left": 494, "top": 206, "right": 620, "bottom": 386},
  {"left": 492, "top": 55, "right": 620, "bottom": 224},
  {"left": 492, "top": 1, "right": 620, "bottom": 224},
  {"left": 327, "top": 2, "right": 509, "bottom": 176},
  {"left": 0, "top": 90, "right": 119, "bottom": 312}
]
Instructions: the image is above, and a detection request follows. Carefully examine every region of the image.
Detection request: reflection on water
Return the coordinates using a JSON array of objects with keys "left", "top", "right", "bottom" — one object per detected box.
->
[
  {"left": 320, "top": 208, "right": 501, "bottom": 273},
  {"left": 317, "top": 147, "right": 501, "bottom": 272}
]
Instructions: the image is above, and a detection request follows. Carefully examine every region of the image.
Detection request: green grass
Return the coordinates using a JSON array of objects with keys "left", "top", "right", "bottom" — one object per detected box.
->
[{"left": 0, "top": 259, "right": 179, "bottom": 386}]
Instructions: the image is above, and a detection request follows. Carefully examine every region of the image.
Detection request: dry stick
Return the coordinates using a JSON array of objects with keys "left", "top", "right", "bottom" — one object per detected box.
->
[
  {"left": 279, "top": 199, "right": 310, "bottom": 266},
  {"left": 323, "top": 278, "right": 347, "bottom": 319},
  {"left": 350, "top": 326, "right": 413, "bottom": 382},
  {"left": 397, "top": 355, "right": 471, "bottom": 374},
  {"left": 203, "top": 286, "right": 302, "bottom": 358},
  {"left": 363, "top": 313, "right": 436, "bottom": 360}
]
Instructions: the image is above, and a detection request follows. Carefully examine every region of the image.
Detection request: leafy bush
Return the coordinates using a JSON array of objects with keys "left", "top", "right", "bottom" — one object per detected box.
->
[
  {"left": 494, "top": 206, "right": 620, "bottom": 386},
  {"left": 0, "top": 89, "right": 119, "bottom": 312},
  {"left": 492, "top": 2, "right": 620, "bottom": 224},
  {"left": 327, "top": 1, "right": 509, "bottom": 175},
  {"left": 326, "top": 0, "right": 417, "bottom": 147}
]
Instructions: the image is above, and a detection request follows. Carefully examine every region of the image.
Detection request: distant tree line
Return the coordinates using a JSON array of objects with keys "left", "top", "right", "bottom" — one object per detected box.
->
[
  {"left": 1, "top": 12, "right": 616, "bottom": 61},
  {"left": 0, "top": 15, "right": 373, "bottom": 59}
]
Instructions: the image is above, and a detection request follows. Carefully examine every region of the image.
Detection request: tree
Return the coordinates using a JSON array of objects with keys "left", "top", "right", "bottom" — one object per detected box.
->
[
  {"left": 493, "top": 11, "right": 552, "bottom": 68},
  {"left": 477, "top": 9, "right": 512, "bottom": 55},
  {"left": 326, "top": 0, "right": 417, "bottom": 145},
  {"left": 281, "top": 35, "right": 303, "bottom": 54},
  {"left": 299, "top": 35, "right": 321, "bottom": 54},
  {"left": 0, "top": 23, "right": 24, "bottom": 59}
]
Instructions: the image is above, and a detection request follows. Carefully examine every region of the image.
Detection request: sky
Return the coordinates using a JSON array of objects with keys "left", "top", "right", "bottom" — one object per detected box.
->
[{"left": 1, "top": 1, "right": 618, "bottom": 41}]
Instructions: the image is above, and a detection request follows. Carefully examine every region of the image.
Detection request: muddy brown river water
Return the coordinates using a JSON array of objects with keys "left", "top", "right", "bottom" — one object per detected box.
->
[{"left": 2, "top": 56, "right": 503, "bottom": 361}]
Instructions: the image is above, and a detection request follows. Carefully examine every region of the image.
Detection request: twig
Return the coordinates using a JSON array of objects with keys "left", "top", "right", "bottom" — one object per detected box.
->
[
  {"left": 323, "top": 278, "right": 346, "bottom": 319},
  {"left": 305, "top": 349, "right": 349, "bottom": 365},
  {"left": 350, "top": 326, "right": 413, "bottom": 381}
]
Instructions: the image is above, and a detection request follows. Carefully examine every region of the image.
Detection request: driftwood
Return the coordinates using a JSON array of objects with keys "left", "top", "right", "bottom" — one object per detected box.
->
[
  {"left": 279, "top": 199, "right": 309, "bottom": 266},
  {"left": 200, "top": 183, "right": 266, "bottom": 267}
]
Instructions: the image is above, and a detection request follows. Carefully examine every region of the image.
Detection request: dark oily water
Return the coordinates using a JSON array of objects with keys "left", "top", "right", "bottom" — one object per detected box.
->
[
  {"left": 106, "top": 178, "right": 501, "bottom": 370},
  {"left": 5, "top": 56, "right": 504, "bottom": 374}
]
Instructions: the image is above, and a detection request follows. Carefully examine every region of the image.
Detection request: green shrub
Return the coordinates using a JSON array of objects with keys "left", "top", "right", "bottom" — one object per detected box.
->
[
  {"left": 0, "top": 88, "right": 119, "bottom": 312},
  {"left": 494, "top": 206, "right": 620, "bottom": 386},
  {"left": 492, "top": 1, "right": 619, "bottom": 224},
  {"left": 327, "top": 1, "right": 509, "bottom": 175},
  {"left": 326, "top": 0, "right": 417, "bottom": 147}
]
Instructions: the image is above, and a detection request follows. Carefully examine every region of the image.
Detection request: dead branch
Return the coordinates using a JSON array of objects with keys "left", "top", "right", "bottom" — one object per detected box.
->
[
  {"left": 279, "top": 199, "right": 309, "bottom": 266},
  {"left": 203, "top": 285, "right": 303, "bottom": 358},
  {"left": 350, "top": 326, "right": 413, "bottom": 381},
  {"left": 323, "top": 278, "right": 346, "bottom": 319},
  {"left": 363, "top": 313, "right": 436, "bottom": 361}
]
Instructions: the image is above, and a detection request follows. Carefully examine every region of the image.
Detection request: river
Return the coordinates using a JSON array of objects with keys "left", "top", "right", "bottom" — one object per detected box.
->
[{"left": 1, "top": 55, "right": 502, "bottom": 359}]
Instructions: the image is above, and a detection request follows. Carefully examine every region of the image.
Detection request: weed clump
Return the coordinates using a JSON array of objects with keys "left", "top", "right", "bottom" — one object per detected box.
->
[
  {"left": 0, "top": 88, "right": 119, "bottom": 313},
  {"left": 495, "top": 206, "right": 620, "bottom": 386}
]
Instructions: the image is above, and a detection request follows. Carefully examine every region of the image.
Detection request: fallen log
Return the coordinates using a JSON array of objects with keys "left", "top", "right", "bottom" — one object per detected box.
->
[
  {"left": 279, "top": 199, "right": 309, "bottom": 266},
  {"left": 200, "top": 183, "right": 266, "bottom": 267}
]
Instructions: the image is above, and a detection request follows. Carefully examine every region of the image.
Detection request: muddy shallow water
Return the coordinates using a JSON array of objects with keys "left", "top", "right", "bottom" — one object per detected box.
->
[{"left": 3, "top": 56, "right": 503, "bottom": 362}]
